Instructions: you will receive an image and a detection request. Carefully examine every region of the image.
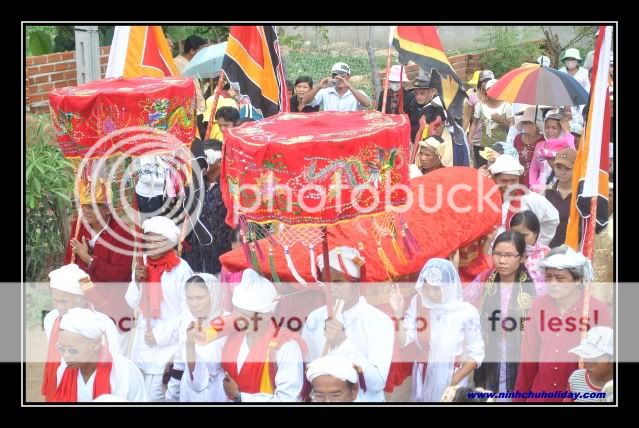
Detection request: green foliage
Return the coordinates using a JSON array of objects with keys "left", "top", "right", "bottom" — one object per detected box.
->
[
  {"left": 163, "top": 26, "right": 230, "bottom": 48},
  {"left": 53, "top": 25, "right": 75, "bottom": 53},
  {"left": 28, "top": 30, "right": 54, "bottom": 56},
  {"left": 26, "top": 115, "right": 75, "bottom": 282},
  {"left": 476, "top": 27, "right": 543, "bottom": 78},
  {"left": 26, "top": 284, "right": 52, "bottom": 328}
]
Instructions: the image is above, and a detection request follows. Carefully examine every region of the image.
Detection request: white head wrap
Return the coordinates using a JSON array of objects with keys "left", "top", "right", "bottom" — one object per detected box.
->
[
  {"left": 306, "top": 355, "right": 358, "bottom": 384},
  {"left": 59, "top": 307, "right": 105, "bottom": 340},
  {"left": 204, "top": 149, "right": 222, "bottom": 165},
  {"left": 143, "top": 216, "right": 181, "bottom": 245},
  {"left": 488, "top": 154, "right": 524, "bottom": 176},
  {"left": 418, "top": 137, "right": 444, "bottom": 159},
  {"left": 538, "top": 246, "right": 593, "bottom": 282},
  {"left": 186, "top": 273, "right": 223, "bottom": 320},
  {"left": 232, "top": 269, "right": 278, "bottom": 313},
  {"left": 48, "top": 264, "right": 89, "bottom": 296},
  {"left": 316, "top": 246, "right": 362, "bottom": 279},
  {"left": 415, "top": 258, "right": 465, "bottom": 311}
]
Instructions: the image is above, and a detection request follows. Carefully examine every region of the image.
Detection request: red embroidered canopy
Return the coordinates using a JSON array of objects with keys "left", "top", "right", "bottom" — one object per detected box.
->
[
  {"left": 48, "top": 77, "right": 197, "bottom": 159},
  {"left": 220, "top": 111, "right": 411, "bottom": 227}
]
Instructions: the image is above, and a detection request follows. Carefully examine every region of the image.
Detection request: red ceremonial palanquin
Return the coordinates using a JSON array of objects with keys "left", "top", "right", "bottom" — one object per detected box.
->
[
  {"left": 221, "top": 111, "right": 411, "bottom": 227},
  {"left": 48, "top": 77, "right": 196, "bottom": 159}
]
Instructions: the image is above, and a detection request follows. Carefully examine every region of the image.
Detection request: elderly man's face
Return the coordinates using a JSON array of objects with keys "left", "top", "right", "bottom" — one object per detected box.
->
[
  {"left": 419, "top": 147, "right": 440, "bottom": 171},
  {"left": 56, "top": 330, "right": 101, "bottom": 368},
  {"left": 414, "top": 88, "right": 436, "bottom": 105},
  {"left": 50, "top": 288, "right": 87, "bottom": 316},
  {"left": 144, "top": 232, "right": 173, "bottom": 259},
  {"left": 494, "top": 173, "right": 520, "bottom": 194},
  {"left": 545, "top": 268, "right": 580, "bottom": 301},
  {"left": 81, "top": 203, "right": 110, "bottom": 227},
  {"left": 310, "top": 375, "right": 358, "bottom": 402}
]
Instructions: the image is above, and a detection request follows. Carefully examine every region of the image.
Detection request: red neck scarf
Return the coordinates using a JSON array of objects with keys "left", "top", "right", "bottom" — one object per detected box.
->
[
  {"left": 51, "top": 345, "right": 113, "bottom": 402},
  {"left": 142, "top": 250, "right": 181, "bottom": 319},
  {"left": 221, "top": 324, "right": 307, "bottom": 394},
  {"left": 41, "top": 316, "right": 61, "bottom": 401}
]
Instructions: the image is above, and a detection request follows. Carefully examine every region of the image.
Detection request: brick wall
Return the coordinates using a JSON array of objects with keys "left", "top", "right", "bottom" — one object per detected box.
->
[
  {"left": 379, "top": 52, "right": 485, "bottom": 86},
  {"left": 26, "top": 46, "right": 111, "bottom": 114}
]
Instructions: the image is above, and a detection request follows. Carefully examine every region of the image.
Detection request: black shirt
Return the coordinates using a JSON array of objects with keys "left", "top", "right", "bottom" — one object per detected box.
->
[
  {"left": 290, "top": 96, "right": 319, "bottom": 113},
  {"left": 545, "top": 185, "right": 572, "bottom": 248}
]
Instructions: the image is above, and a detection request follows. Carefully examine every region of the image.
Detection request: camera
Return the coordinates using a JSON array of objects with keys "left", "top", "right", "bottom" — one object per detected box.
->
[{"left": 329, "top": 79, "right": 337, "bottom": 87}]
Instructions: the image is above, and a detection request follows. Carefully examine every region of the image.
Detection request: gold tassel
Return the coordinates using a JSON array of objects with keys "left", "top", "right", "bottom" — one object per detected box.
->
[
  {"left": 391, "top": 234, "right": 408, "bottom": 265},
  {"left": 377, "top": 244, "right": 399, "bottom": 281}
]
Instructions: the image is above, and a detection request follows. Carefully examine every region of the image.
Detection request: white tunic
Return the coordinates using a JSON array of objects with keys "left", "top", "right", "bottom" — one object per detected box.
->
[
  {"left": 402, "top": 295, "right": 485, "bottom": 402},
  {"left": 237, "top": 336, "right": 305, "bottom": 402},
  {"left": 56, "top": 353, "right": 148, "bottom": 402},
  {"left": 302, "top": 296, "right": 394, "bottom": 402},
  {"left": 166, "top": 314, "right": 230, "bottom": 402},
  {"left": 45, "top": 309, "right": 123, "bottom": 355},
  {"left": 125, "top": 257, "right": 193, "bottom": 374}
]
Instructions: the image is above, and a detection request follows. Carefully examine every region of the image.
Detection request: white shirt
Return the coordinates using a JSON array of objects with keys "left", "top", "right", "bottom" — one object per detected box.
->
[
  {"left": 559, "top": 66, "right": 591, "bottom": 93},
  {"left": 237, "top": 335, "right": 305, "bottom": 402},
  {"left": 474, "top": 102, "right": 513, "bottom": 139},
  {"left": 44, "top": 309, "right": 123, "bottom": 355},
  {"left": 56, "top": 352, "right": 148, "bottom": 402},
  {"left": 125, "top": 257, "right": 193, "bottom": 374},
  {"left": 135, "top": 156, "right": 167, "bottom": 198},
  {"left": 310, "top": 87, "right": 370, "bottom": 112},
  {"left": 302, "top": 296, "right": 394, "bottom": 402},
  {"left": 500, "top": 191, "right": 560, "bottom": 247},
  {"left": 165, "top": 313, "right": 231, "bottom": 402}
]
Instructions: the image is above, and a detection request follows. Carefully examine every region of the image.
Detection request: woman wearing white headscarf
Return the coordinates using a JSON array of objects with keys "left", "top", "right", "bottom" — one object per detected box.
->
[
  {"left": 165, "top": 273, "right": 231, "bottom": 402},
  {"left": 391, "top": 258, "right": 484, "bottom": 402}
]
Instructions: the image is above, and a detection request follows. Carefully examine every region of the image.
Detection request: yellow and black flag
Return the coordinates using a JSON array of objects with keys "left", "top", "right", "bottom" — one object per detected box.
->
[
  {"left": 392, "top": 26, "right": 466, "bottom": 120},
  {"left": 222, "top": 26, "right": 289, "bottom": 118}
]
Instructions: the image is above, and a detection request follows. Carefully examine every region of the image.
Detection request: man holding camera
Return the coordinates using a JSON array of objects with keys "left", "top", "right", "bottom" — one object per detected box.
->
[{"left": 301, "top": 62, "right": 371, "bottom": 112}]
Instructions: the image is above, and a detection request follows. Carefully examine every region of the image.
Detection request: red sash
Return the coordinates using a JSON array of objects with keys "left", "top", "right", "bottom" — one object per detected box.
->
[
  {"left": 142, "top": 251, "right": 180, "bottom": 319},
  {"left": 51, "top": 346, "right": 113, "bottom": 402},
  {"left": 41, "top": 316, "right": 61, "bottom": 401}
]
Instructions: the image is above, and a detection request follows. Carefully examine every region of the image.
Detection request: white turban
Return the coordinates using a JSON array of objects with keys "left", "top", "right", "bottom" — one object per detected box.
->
[
  {"left": 143, "top": 216, "right": 181, "bottom": 245},
  {"left": 59, "top": 307, "right": 105, "bottom": 340},
  {"left": 204, "top": 149, "right": 222, "bottom": 165},
  {"left": 48, "top": 264, "right": 89, "bottom": 296},
  {"left": 316, "top": 246, "right": 362, "bottom": 279},
  {"left": 232, "top": 269, "right": 278, "bottom": 313},
  {"left": 488, "top": 154, "right": 524, "bottom": 176},
  {"left": 306, "top": 356, "right": 358, "bottom": 384},
  {"left": 538, "top": 246, "right": 593, "bottom": 282},
  {"left": 418, "top": 137, "right": 444, "bottom": 158}
]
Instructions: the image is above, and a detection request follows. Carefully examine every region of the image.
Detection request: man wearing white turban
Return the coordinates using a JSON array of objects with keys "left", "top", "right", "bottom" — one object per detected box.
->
[
  {"left": 306, "top": 355, "right": 359, "bottom": 402},
  {"left": 302, "top": 246, "right": 394, "bottom": 402},
  {"left": 125, "top": 216, "right": 194, "bottom": 401},
  {"left": 41, "top": 264, "right": 123, "bottom": 402},
  {"left": 486, "top": 154, "right": 560, "bottom": 247},
  {"left": 220, "top": 269, "right": 307, "bottom": 402},
  {"left": 51, "top": 308, "right": 147, "bottom": 402},
  {"left": 514, "top": 245, "right": 612, "bottom": 402}
]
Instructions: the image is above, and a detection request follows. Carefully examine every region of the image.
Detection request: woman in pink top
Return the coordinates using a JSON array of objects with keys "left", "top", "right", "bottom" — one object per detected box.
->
[{"left": 529, "top": 111, "right": 574, "bottom": 192}]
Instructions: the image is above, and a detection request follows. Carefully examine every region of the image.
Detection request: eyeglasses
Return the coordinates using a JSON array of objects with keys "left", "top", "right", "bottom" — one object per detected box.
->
[
  {"left": 492, "top": 252, "right": 521, "bottom": 260},
  {"left": 310, "top": 391, "right": 348, "bottom": 402},
  {"left": 55, "top": 344, "right": 80, "bottom": 355}
]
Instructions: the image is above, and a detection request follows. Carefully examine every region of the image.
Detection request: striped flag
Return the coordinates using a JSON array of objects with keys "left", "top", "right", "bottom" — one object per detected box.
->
[
  {"left": 565, "top": 25, "right": 612, "bottom": 252},
  {"left": 222, "top": 26, "right": 289, "bottom": 118},
  {"left": 392, "top": 26, "right": 466, "bottom": 119},
  {"left": 106, "top": 26, "right": 177, "bottom": 78}
]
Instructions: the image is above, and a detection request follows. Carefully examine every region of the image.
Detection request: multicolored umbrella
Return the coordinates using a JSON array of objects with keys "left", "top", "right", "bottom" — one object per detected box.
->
[{"left": 487, "top": 64, "right": 589, "bottom": 106}]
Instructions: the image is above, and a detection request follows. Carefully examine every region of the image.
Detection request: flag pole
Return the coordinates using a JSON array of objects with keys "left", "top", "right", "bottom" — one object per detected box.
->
[
  {"left": 204, "top": 71, "right": 226, "bottom": 140},
  {"left": 381, "top": 26, "right": 394, "bottom": 114}
]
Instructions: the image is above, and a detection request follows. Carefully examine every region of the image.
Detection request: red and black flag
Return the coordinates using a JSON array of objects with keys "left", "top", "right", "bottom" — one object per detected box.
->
[
  {"left": 222, "top": 26, "right": 289, "bottom": 118},
  {"left": 392, "top": 26, "right": 466, "bottom": 120}
]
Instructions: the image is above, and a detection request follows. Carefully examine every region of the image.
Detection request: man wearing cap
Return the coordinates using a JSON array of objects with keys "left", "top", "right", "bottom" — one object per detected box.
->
[
  {"left": 221, "top": 269, "right": 307, "bottom": 402},
  {"left": 306, "top": 355, "right": 360, "bottom": 402},
  {"left": 513, "top": 245, "right": 611, "bottom": 402},
  {"left": 64, "top": 179, "right": 135, "bottom": 343},
  {"left": 300, "top": 62, "right": 371, "bottom": 112},
  {"left": 567, "top": 326, "right": 614, "bottom": 402},
  {"left": 50, "top": 308, "right": 147, "bottom": 402},
  {"left": 41, "top": 264, "right": 122, "bottom": 401},
  {"left": 406, "top": 73, "right": 440, "bottom": 143},
  {"left": 301, "top": 246, "right": 394, "bottom": 402},
  {"left": 125, "top": 215, "right": 194, "bottom": 401},
  {"left": 559, "top": 48, "right": 590, "bottom": 93},
  {"left": 487, "top": 154, "right": 560, "bottom": 247},
  {"left": 174, "top": 35, "right": 208, "bottom": 138},
  {"left": 377, "top": 64, "right": 415, "bottom": 115},
  {"left": 545, "top": 148, "right": 577, "bottom": 248}
]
